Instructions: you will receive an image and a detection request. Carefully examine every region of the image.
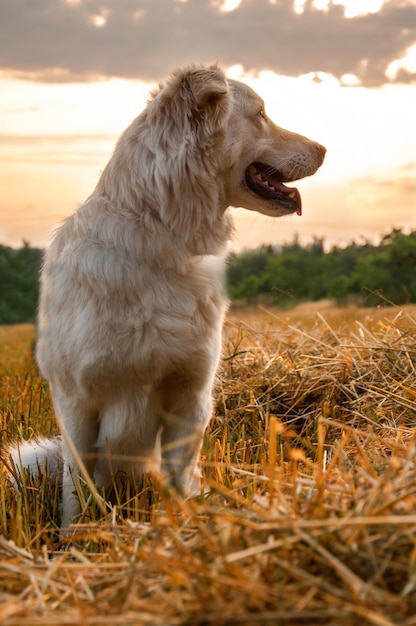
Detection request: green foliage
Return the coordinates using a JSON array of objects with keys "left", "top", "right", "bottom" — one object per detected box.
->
[
  {"left": 227, "top": 229, "right": 416, "bottom": 307},
  {"left": 0, "top": 242, "right": 43, "bottom": 323}
]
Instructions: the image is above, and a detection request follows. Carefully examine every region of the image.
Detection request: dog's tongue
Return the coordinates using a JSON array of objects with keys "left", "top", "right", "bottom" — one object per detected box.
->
[{"left": 272, "top": 178, "right": 302, "bottom": 216}]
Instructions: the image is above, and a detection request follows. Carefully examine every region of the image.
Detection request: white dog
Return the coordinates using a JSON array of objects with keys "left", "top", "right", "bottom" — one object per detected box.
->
[{"left": 10, "top": 64, "right": 325, "bottom": 528}]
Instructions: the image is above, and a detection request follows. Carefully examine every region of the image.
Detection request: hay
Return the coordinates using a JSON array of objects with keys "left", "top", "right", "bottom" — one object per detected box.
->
[{"left": 0, "top": 306, "right": 415, "bottom": 625}]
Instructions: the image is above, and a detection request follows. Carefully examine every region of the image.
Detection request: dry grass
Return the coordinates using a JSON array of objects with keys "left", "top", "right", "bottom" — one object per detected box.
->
[{"left": 0, "top": 304, "right": 416, "bottom": 625}]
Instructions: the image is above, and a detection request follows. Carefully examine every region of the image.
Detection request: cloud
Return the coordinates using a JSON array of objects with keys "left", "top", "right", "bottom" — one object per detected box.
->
[{"left": 0, "top": 0, "right": 415, "bottom": 86}]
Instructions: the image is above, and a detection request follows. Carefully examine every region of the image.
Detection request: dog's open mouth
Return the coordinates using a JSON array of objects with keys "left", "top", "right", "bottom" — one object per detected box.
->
[{"left": 245, "top": 162, "right": 302, "bottom": 216}]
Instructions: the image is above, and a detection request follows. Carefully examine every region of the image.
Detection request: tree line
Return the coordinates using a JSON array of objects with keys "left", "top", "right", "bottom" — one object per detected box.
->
[
  {"left": 0, "top": 229, "right": 415, "bottom": 323},
  {"left": 227, "top": 228, "right": 416, "bottom": 307}
]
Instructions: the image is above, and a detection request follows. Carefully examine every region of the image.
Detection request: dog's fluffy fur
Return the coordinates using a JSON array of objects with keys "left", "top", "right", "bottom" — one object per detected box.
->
[{"left": 9, "top": 64, "right": 325, "bottom": 528}]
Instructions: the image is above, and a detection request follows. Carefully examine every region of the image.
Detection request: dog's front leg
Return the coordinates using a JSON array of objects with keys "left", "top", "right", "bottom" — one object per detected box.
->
[
  {"left": 160, "top": 393, "right": 212, "bottom": 495},
  {"left": 60, "top": 431, "right": 98, "bottom": 530},
  {"left": 61, "top": 444, "right": 85, "bottom": 530},
  {"left": 53, "top": 395, "right": 99, "bottom": 530}
]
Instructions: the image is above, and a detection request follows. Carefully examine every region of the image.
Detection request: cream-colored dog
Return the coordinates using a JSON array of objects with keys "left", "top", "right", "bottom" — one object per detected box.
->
[{"left": 11, "top": 64, "right": 325, "bottom": 528}]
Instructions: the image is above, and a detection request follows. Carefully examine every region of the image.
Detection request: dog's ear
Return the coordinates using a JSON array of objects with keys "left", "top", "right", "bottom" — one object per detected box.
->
[
  {"left": 188, "top": 65, "right": 229, "bottom": 108},
  {"left": 150, "top": 64, "right": 230, "bottom": 134},
  {"left": 186, "top": 65, "right": 230, "bottom": 130}
]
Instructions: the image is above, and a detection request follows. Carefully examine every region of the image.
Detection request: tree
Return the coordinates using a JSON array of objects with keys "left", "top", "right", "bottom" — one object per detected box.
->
[{"left": 0, "top": 243, "right": 43, "bottom": 323}]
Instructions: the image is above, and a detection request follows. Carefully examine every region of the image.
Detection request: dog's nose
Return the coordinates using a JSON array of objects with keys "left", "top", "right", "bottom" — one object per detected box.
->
[{"left": 316, "top": 142, "right": 327, "bottom": 164}]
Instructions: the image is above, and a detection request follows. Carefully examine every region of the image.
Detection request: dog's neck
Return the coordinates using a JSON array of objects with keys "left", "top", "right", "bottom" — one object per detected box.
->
[
  {"left": 82, "top": 192, "right": 233, "bottom": 269},
  {"left": 94, "top": 169, "right": 233, "bottom": 262}
]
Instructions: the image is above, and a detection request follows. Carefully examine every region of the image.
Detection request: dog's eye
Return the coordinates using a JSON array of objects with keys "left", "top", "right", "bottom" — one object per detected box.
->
[{"left": 258, "top": 108, "right": 267, "bottom": 120}]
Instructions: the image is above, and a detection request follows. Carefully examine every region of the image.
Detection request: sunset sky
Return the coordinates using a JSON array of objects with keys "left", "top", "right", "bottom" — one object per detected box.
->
[{"left": 0, "top": 0, "right": 415, "bottom": 251}]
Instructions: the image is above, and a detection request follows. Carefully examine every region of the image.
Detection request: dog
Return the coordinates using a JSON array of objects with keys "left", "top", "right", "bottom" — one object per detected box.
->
[{"left": 9, "top": 64, "right": 325, "bottom": 528}]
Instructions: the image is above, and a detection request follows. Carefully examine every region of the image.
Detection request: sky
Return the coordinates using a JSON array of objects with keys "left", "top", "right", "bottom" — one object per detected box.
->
[{"left": 0, "top": 0, "right": 415, "bottom": 251}]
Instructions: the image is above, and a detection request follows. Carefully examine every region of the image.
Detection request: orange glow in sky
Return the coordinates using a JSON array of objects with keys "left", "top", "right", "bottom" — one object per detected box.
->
[{"left": 0, "top": 0, "right": 415, "bottom": 250}]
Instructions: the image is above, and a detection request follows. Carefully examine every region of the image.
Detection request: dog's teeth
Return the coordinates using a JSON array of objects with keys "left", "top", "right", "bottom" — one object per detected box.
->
[{"left": 288, "top": 190, "right": 297, "bottom": 199}]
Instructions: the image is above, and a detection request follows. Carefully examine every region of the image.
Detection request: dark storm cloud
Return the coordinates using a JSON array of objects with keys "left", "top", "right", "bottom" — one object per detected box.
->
[{"left": 0, "top": 0, "right": 415, "bottom": 86}]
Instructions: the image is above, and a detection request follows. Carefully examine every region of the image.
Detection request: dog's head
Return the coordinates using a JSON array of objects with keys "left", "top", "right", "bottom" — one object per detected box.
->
[
  {"left": 134, "top": 65, "right": 325, "bottom": 223},
  {"left": 153, "top": 66, "right": 325, "bottom": 218},
  {"left": 223, "top": 79, "right": 326, "bottom": 218}
]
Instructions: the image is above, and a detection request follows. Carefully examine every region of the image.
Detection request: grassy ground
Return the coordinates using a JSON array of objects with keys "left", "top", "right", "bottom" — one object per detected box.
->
[{"left": 0, "top": 303, "right": 416, "bottom": 625}]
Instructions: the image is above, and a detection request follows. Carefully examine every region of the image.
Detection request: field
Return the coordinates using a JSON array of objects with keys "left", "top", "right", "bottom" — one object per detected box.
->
[{"left": 0, "top": 303, "right": 416, "bottom": 625}]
